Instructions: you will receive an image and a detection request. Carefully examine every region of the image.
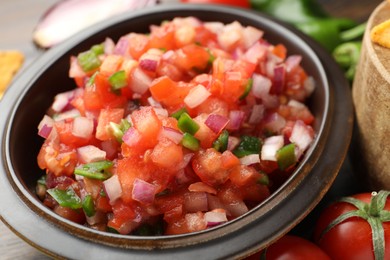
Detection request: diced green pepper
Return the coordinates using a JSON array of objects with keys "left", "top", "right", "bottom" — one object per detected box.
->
[
  {"left": 181, "top": 132, "right": 200, "bottom": 151},
  {"left": 110, "top": 119, "right": 132, "bottom": 143},
  {"left": 257, "top": 172, "right": 270, "bottom": 186},
  {"left": 74, "top": 160, "right": 113, "bottom": 180},
  {"left": 77, "top": 50, "right": 101, "bottom": 72},
  {"left": 178, "top": 112, "right": 200, "bottom": 135},
  {"left": 47, "top": 188, "right": 82, "bottom": 210},
  {"left": 109, "top": 70, "right": 128, "bottom": 90},
  {"left": 212, "top": 130, "right": 229, "bottom": 152},
  {"left": 91, "top": 44, "right": 104, "bottom": 56},
  {"left": 82, "top": 194, "right": 96, "bottom": 217},
  {"left": 233, "top": 135, "right": 262, "bottom": 158},
  {"left": 207, "top": 48, "right": 216, "bottom": 64},
  {"left": 171, "top": 107, "right": 188, "bottom": 120},
  {"left": 239, "top": 78, "right": 253, "bottom": 100},
  {"left": 87, "top": 71, "right": 99, "bottom": 86},
  {"left": 276, "top": 143, "right": 297, "bottom": 170}
]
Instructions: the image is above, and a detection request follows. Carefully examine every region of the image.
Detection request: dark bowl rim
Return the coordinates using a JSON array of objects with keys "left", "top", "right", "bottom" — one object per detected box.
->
[{"left": 0, "top": 3, "right": 352, "bottom": 259}]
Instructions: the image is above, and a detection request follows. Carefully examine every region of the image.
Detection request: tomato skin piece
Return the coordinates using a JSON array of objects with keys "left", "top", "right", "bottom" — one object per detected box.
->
[
  {"left": 313, "top": 193, "right": 390, "bottom": 260},
  {"left": 180, "top": 0, "right": 250, "bottom": 8},
  {"left": 246, "top": 235, "right": 331, "bottom": 260}
]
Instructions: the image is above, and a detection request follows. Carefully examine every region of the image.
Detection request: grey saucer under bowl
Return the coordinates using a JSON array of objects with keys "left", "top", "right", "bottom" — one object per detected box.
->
[{"left": 0, "top": 4, "right": 353, "bottom": 259}]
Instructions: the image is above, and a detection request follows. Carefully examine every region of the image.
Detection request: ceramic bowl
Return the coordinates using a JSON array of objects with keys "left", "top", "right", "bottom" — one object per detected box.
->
[{"left": 0, "top": 4, "right": 353, "bottom": 259}]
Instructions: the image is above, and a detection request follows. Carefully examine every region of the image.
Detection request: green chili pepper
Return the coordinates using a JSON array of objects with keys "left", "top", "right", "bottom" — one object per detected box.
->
[
  {"left": 91, "top": 44, "right": 104, "bottom": 56},
  {"left": 239, "top": 78, "right": 253, "bottom": 100},
  {"left": 177, "top": 112, "right": 200, "bottom": 135},
  {"left": 74, "top": 160, "right": 113, "bottom": 180},
  {"left": 77, "top": 50, "right": 101, "bottom": 72},
  {"left": 181, "top": 132, "right": 200, "bottom": 151},
  {"left": 333, "top": 41, "right": 362, "bottom": 81},
  {"left": 276, "top": 143, "right": 297, "bottom": 170},
  {"left": 233, "top": 135, "right": 262, "bottom": 158},
  {"left": 213, "top": 130, "right": 229, "bottom": 152},
  {"left": 109, "top": 70, "right": 127, "bottom": 90},
  {"left": 295, "top": 18, "right": 357, "bottom": 52},
  {"left": 171, "top": 107, "right": 188, "bottom": 120},
  {"left": 257, "top": 172, "right": 270, "bottom": 186},
  {"left": 37, "top": 175, "right": 46, "bottom": 186},
  {"left": 47, "top": 188, "right": 82, "bottom": 210},
  {"left": 110, "top": 119, "right": 132, "bottom": 143},
  {"left": 82, "top": 194, "right": 96, "bottom": 217}
]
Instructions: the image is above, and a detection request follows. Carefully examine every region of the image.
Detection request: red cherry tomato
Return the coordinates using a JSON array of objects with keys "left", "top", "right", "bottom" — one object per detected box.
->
[
  {"left": 246, "top": 235, "right": 331, "bottom": 260},
  {"left": 180, "top": 0, "right": 250, "bottom": 8},
  {"left": 314, "top": 191, "right": 390, "bottom": 260}
]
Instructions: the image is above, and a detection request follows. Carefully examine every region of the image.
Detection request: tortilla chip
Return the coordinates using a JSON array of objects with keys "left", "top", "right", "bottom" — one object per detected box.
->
[
  {"left": 371, "top": 19, "right": 390, "bottom": 48},
  {"left": 0, "top": 50, "right": 24, "bottom": 98}
]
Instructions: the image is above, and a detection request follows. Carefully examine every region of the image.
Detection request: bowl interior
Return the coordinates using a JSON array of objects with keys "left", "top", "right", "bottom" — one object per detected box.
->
[{"left": 1, "top": 4, "right": 335, "bottom": 259}]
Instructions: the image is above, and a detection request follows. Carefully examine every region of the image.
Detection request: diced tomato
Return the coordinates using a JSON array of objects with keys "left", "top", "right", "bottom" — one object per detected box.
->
[
  {"left": 55, "top": 119, "right": 91, "bottom": 147},
  {"left": 171, "top": 44, "right": 211, "bottom": 71},
  {"left": 272, "top": 44, "right": 287, "bottom": 60},
  {"left": 128, "top": 33, "right": 150, "bottom": 60},
  {"left": 194, "top": 26, "right": 218, "bottom": 46},
  {"left": 54, "top": 205, "right": 86, "bottom": 224},
  {"left": 99, "top": 55, "right": 124, "bottom": 76},
  {"left": 96, "top": 193, "right": 112, "bottom": 213},
  {"left": 131, "top": 106, "right": 162, "bottom": 149},
  {"left": 278, "top": 104, "right": 315, "bottom": 125},
  {"left": 95, "top": 108, "right": 124, "bottom": 141},
  {"left": 239, "top": 183, "right": 270, "bottom": 202},
  {"left": 165, "top": 217, "right": 189, "bottom": 235},
  {"left": 229, "top": 165, "right": 259, "bottom": 186},
  {"left": 192, "top": 148, "right": 229, "bottom": 186},
  {"left": 149, "top": 24, "right": 176, "bottom": 50},
  {"left": 150, "top": 139, "right": 184, "bottom": 169},
  {"left": 221, "top": 150, "right": 240, "bottom": 169}
]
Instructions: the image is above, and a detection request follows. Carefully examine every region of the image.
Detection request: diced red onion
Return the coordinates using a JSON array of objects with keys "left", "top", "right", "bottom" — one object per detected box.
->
[
  {"left": 184, "top": 84, "right": 211, "bottom": 109},
  {"left": 104, "top": 37, "right": 115, "bottom": 55},
  {"left": 304, "top": 76, "right": 316, "bottom": 96},
  {"left": 53, "top": 108, "right": 81, "bottom": 121},
  {"left": 130, "top": 67, "right": 152, "bottom": 95},
  {"left": 172, "top": 16, "right": 202, "bottom": 28},
  {"left": 38, "top": 115, "right": 54, "bottom": 138},
  {"left": 204, "top": 22, "right": 224, "bottom": 34},
  {"left": 244, "top": 42, "right": 267, "bottom": 64},
  {"left": 205, "top": 210, "right": 228, "bottom": 227},
  {"left": 86, "top": 211, "right": 106, "bottom": 226},
  {"left": 132, "top": 178, "right": 156, "bottom": 204},
  {"left": 113, "top": 36, "right": 129, "bottom": 55},
  {"left": 224, "top": 200, "right": 248, "bottom": 217},
  {"left": 273, "top": 64, "right": 286, "bottom": 95},
  {"left": 263, "top": 112, "right": 286, "bottom": 133},
  {"left": 184, "top": 192, "right": 208, "bottom": 213},
  {"left": 248, "top": 104, "right": 265, "bottom": 124},
  {"left": 51, "top": 90, "right": 75, "bottom": 113},
  {"left": 227, "top": 110, "right": 245, "bottom": 130},
  {"left": 139, "top": 53, "right": 161, "bottom": 72},
  {"left": 242, "top": 26, "right": 264, "bottom": 49},
  {"left": 152, "top": 107, "right": 169, "bottom": 118},
  {"left": 103, "top": 175, "right": 122, "bottom": 205},
  {"left": 159, "top": 126, "right": 183, "bottom": 144},
  {"left": 72, "top": 116, "right": 94, "bottom": 139},
  {"left": 207, "top": 194, "right": 226, "bottom": 212},
  {"left": 122, "top": 127, "right": 141, "bottom": 147},
  {"left": 289, "top": 120, "right": 314, "bottom": 154},
  {"left": 218, "top": 21, "right": 242, "bottom": 51},
  {"left": 69, "top": 56, "right": 86, "bottom": 78},
  {"left": 188, "top": 182, "right": 217, "bottom": 195},
  {"left": 227, "top": 136, "right": 240, "bottom": 151},
  {"left": 288, "top": 99, "right": 306, "bottom": 108},
  {"left": 252, "top": 73, "right": 272, "bottom": 99},
  {"left": 239, "top": 154, "right": 260, "bottom": 165},
  {"left": 162, "top": 50, "right": 175, "bottom": 60},
  {"left": 285, "top": 55, "right": 302, "bottom": 73},
  {"left": 204, "top": 114, "right": 230, "bottom": 134},
  {"left": 77, "top": 145, "right": 106, "bottom": 164},
  {"left": 261, "top": 135, "right": 284, "bottom": 161},
  {"left": 175, "top": 153, "right": 194, "bottom": 171},
  {"left": 147, "top": 96, "right": 162, "bottom": 108},
  {"left": 100, "top": 140, "right": 118, "bottom": 159}
]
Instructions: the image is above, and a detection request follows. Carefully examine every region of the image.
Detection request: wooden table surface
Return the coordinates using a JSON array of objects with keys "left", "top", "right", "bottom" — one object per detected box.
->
[{"left": 0, "top": 0, "right": 383, "bottom": 259}]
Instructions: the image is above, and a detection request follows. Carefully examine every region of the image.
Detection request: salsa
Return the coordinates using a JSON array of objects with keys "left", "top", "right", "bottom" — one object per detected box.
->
[{"left": 36, "top": 17, "right": 315, "bottom": 235}]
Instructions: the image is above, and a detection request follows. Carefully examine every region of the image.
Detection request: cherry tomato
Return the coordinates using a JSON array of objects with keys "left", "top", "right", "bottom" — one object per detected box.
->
[
  {"left": 180, "top": 0, "right": 250, "bottom": 8},
  {"left": 314, "top": 191, "right": 390, "bottom": 260},
  {"left": 246, "top": 235, "right": 331, "bottom": 260}
]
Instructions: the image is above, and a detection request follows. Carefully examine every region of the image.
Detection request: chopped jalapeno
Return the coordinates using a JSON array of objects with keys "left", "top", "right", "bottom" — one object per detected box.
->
[
  {"left": 74, "top": 160, "right": 113, "bottom": 180},
  {"left": 109, "top": 70, "right": 127, "bottom": 90},
  {"left": 171, "top": 107, "right": 188, "bottom": 120},
  {"left": 233, "top": 135, "right": 262, "bottom": 158},
  {"left": 82, "top": 194, "right": 96, "bottom": 217},
  {"left": 181, "top": 132, "right": 200, "bottom": 151},
  {"left": 91, "top": 44, "right": 104, "bottom": 56},
  {"left": 110, "top": 119, "right": 132, "bottom": 142},
  {"left": 240, "top": 78, "right": 253, "bottom": 100},
  {"left": 257, "top": 172, "right": 270, "bottom": 186},
  {"left": 47, "top": 188, "right": 82, "bottom": 210},
  {"left": 276, "top": 143, "right": 297, "bottom": 170},
  {"left": 212, "top": 129, "right": 229, "bottom": 152},
  {"left": 77, "top": 50, "right": 101, "bottom": 72},
  {"left": 178, "top": 112, "right": 200, "bottom": 135}
]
